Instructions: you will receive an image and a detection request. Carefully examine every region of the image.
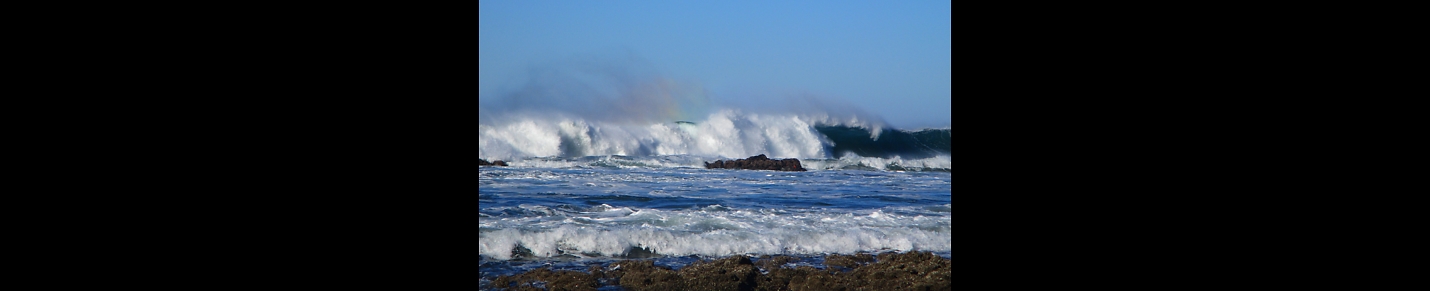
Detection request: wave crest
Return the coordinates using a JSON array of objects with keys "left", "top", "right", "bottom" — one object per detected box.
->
[
  {"left": 479, "top": 205, "right": 951, "bottom": 260},
  {"left": 479, "top": 109, "right": 950, "bottom": 165}
]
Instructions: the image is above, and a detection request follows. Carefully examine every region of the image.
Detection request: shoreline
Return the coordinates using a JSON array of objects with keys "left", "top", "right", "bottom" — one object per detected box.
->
[{"left": 484, "top": 250, "right": 950, "bottom": 290}]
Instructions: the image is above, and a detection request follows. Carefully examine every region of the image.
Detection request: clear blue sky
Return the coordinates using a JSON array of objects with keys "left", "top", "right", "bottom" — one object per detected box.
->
[{"left": 479, "top": 0, "right": 951, "bottom": 129}]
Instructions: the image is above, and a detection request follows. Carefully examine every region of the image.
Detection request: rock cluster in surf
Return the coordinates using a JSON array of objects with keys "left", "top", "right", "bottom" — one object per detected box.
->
[
  {"left": 487, "top": 251, "right": 951, "bottom": 291},
  {"left": 704, "top": 154, "right": 806, "bottom": 171},
  {"left": 479, "top": 159, "right": 508, "bottom": 166}
]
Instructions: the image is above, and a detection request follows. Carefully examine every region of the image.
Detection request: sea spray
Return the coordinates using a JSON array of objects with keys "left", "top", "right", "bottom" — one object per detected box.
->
[{"left": 480, "top": 109, "right": 950, "bottom": 166}]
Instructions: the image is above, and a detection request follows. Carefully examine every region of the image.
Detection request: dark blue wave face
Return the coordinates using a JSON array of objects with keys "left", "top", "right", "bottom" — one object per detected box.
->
[{"left": 815, "top": 126, "right": 951, "bottom": 159}]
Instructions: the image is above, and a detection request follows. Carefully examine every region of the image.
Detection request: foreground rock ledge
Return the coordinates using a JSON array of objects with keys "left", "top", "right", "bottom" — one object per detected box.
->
[
  {"left": 488, "top": 251, "right": 950, "bottom": 291},
  {"left": 478, "top": 159, "right": 508, "bottom": 166},
  {"left": 705, "top": 154, "right": 806, "bottom": 171}
]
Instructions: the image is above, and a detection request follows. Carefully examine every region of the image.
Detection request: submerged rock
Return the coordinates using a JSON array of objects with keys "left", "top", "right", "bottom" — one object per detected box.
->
[
  {"left": 479, "top": 159, "right": 508, "bottom": 166},
  {"left": 704, "top": 154, "right": 806, "bottom": 171}
]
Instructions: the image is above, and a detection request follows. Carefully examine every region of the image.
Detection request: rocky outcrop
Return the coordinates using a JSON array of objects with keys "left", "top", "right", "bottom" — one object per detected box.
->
[
  {"left": 478, "top": 159, "right": 508, "bottom": 166},
  {"left": 604, "top": 256, "right": 759, "bottom": 291},
  {"left": 823, "top": 253, "right": 875, "bottom": 270},
  {"left": 489, "top": 268, "right": 598, "bottom": 291},
  {"left": 787, "top": 251, "right": 950, "bottom": 290},
  {"left": 704, "top": 154, "right": 806, "bottom": 171},
  {"left": 485, "top": 251, "right": 950, "bottom": 291}
]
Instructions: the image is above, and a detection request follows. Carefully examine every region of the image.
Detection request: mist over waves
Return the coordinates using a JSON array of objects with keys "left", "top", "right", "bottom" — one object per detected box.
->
[{"left": 479, "top": 56, "right": 949, "bottom": 171}]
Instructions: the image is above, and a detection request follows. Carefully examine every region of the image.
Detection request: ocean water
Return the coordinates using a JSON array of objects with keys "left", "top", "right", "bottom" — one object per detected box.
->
[{"left": 478, "top": 110, "right": 951, "bottom": 289}]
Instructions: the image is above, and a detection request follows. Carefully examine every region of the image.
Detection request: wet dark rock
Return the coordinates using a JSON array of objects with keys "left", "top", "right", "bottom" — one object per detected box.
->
[
  {"left": 490, "top": 267, "right": 599, "bottom": 291},
  {"left": 610, "top": 260, "right": 684, "bottom": 290},
  {"left": 585, "top": 265, "right": 605, "bottom": 283},
  {"left": 761, "top": 265, "right": 838, "bottom": 291},
  {"left": 764, "top": 252, "right": 950, "bottom": 290},
  {"left": 490, "top": 251, "right": 950, "bottom": 291},
  {"left": 609, "top": 256, "right": 759, "bottom": 291},
  {"left": 779, "top": 266, "right": 845, "bottom": 291},
  {"left": 704, "top": 154, "right": 806, "bottom": 171},
  {"left": 479, "top": 159, "right": 508, "bottom": 166},
  {"left": 840, "top": 251, "right": 950, "bottom": 290},
  {"left": 757, "top": 255, "right": 797, "bottom": 271},
  {"left": 509, "top": 245, "right": 536, "bottom": 260},
  {"left": 824, "top": 253, "right": 875, "bottom": 269},
  {"left": 622, "top": 246, "right": 662, "bottom": 259},
  {"left": 677, "top": 256, "right": 759, "bottom": 291}
]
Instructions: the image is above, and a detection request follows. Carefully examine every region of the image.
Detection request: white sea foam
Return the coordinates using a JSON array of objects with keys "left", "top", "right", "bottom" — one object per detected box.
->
[
  {"left": 801, "top": 154, "right": 952, "bottom": 172},
  {"left": 478, "top": 108, "right": 950, "bottom": 171},
  {"left": 478, "top": 205, "right": 951, "bottom": 260},
  {"left": 481, "top": 153, "right": 951, "bottom": 173},
  {"left": 479, "top": 109, "right": 861, "bottom": 161}
]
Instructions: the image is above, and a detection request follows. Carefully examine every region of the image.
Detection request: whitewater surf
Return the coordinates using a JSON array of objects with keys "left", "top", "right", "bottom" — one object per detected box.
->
[
  {"left": 479, "top": 102, "right": 950, "bottom": 290},
  {"left": 479, "top": 109, "right": 950, "bottom": 171}
]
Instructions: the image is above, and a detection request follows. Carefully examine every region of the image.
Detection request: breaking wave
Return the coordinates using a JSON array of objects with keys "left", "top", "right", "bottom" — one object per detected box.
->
[
  {"left": 479, "top": 203, "right": 951, "bottom": 260},
  {"left": 479, "top": 109, "right": 950, "bottom": 171}
]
